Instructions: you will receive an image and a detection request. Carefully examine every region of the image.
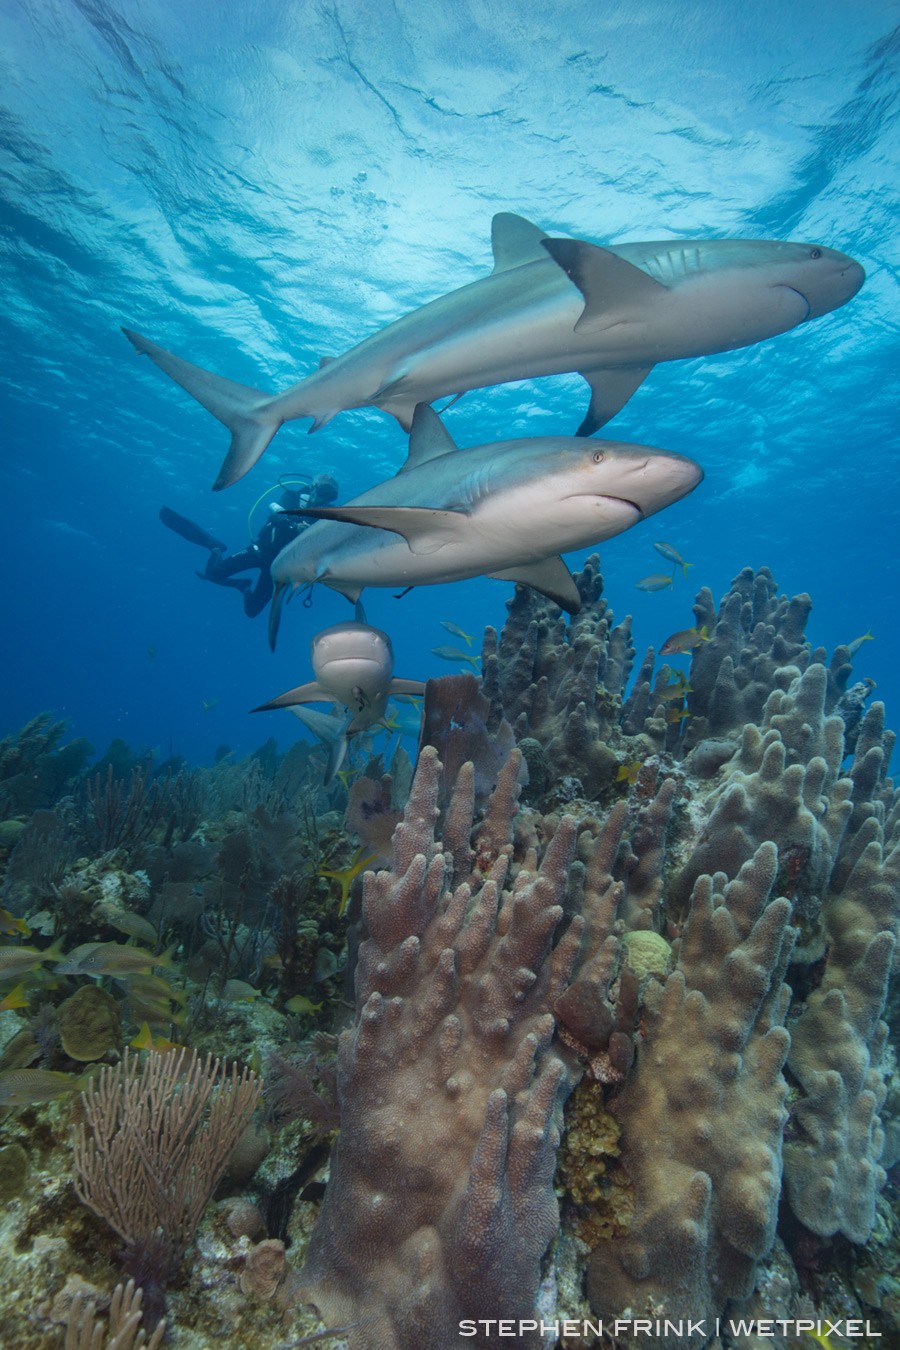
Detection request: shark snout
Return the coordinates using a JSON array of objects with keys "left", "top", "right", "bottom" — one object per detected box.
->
[{"left": 611, "top": 451, "right": 704, "bottom": 517}]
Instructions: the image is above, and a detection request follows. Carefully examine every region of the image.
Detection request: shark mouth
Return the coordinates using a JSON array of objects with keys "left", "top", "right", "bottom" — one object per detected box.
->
[{"left": 567, "top": 493, "right": 644, "bottom": 518}]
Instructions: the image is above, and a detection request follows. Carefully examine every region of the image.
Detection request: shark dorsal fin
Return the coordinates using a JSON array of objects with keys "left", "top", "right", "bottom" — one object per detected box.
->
[
  {"left": 491, "top": 212, "right": 551, "bottom": 273},
  {"left": 318, "top": 356, "right": 335, "bottom": 369},
  {"left": 542, "top": 238, "right": 667, "bottom": 332},
  {"left": 398, "top": 403, "right": 459, "bottom": 474}
]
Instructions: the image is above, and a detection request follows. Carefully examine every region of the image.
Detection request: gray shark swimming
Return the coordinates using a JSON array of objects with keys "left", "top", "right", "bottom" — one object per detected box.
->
[
  {"left": 254, "top": 612, "right": 426, "bottom": 780},
  {"left": 265, "top": 404, "right": 703, "bottom": 647},
  {"left": 122, "top": 212, "right": 863, "bottom": 489}
]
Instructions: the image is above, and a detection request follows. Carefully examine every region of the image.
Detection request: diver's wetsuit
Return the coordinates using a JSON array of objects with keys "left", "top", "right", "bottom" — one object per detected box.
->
[
  {"left": 200, "top": 511, "right": 302, "bottom": 617},
  {"left": 159, "top": 506, "right": 304, "bottom": 618}
]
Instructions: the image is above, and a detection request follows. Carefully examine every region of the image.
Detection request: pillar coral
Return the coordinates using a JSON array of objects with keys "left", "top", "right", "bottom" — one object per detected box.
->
[{"left": 293, "top": 747, "right": 586, "bottom": 1349}]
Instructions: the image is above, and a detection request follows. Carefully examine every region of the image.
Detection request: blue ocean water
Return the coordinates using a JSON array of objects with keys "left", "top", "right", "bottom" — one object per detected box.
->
[{"left": 1, "top": 0, "right": 898, "bottom": 767}]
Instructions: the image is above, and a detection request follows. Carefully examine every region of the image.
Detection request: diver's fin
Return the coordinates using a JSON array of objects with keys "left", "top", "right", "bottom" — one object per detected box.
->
[
  {"left": 253, "top": 681, "right": 333, "bottom": 712},
  {"left": 490, "top": 557, "right": 581, "bottom": 614},
  {"left": 122, "top": 329, "right": 280, "bottom": 490},
  {"left": 287, "top": 706, "right": 352, "bottom": 785},
  {"left": 285, "top": 504, "right": 467, "bottom": 555},
  {"left": 397, "top": 403, "right": 458, "bottom": 474},
  {"left": 159, "top": 506, "right": 227, "bottom": 551},
  {"left": 541, "top": 239, "right": 666, "bottom": 333},
  {"left": 389, "top": 678, "right": 428, "bottom": 696},
  {"left": 491, "top": 213, "right": 550, "bottom": 272},
  {"left": 268, "top": 581, "right": 288, "bottom": 652},
  {"left": 576, "top": 365, "right": 653, "bottom": 435}
]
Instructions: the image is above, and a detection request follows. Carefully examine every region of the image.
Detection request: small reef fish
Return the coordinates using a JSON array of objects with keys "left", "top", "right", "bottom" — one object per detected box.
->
[
  {"left": 636, "top": 574, "right": 674, "bottom": 592},
  {"left": 0, "top": 983, "right": 29, "bottom": 1011},
  {"left": 440, "top": 620, "right": 475, "bottom": 646},
  {"left": 55, "top": 941, "right": 177, "bottom": 980},
  {"left": 320, "top": 848, "right": 379, "bottom": 917},
  {"left": 616, "top": 760, "right": 643, "bottom": 785},
  {"left": 653, "top": 541, "right": 693, "bottom": 577},
  {"left": 0, "top": 1067, "right": 89, "bottom": 1108},
  {"left": 846, "top": 630, "right": 873, "bottom": 656},
  {"left": 130, "top": 1022, "right": 179, "bottom": 1053},
  {"left": 0, "top": 939, "right": 65, "bottom": 983},
  {"left": 147, "top": 645, "right": 157, "bottom": 660},
  {"left": 124, "top": 213, "right": 863, "bottom": 489},
  {"left": 658, "top": 679, "right": 693, "bottom": 702},
  {"left": 267, "top": 406, "right": 703, "bottom": 637},
  {"left": 95, "top": 905, "right": 158, "bottom": 946},
  {"left": 0, "top": 908, "right": 30, "bottom": 938},
  {"left": 202, "top": 698, "right": 218, "bottom": 714},
  {"left": 222, "top": 979, "right": 261, "bottom": 1002},
  {"left": 255, "top": 606, "right": 426, "bottom": 782},
  {"left": 666, "top": 706, "right": 692, "bottom": 726},
  {"left": 431, "top": 645, "right": 481, "bottom": 670},
  {"left": 284, "top": 994, "right": 324, "bottom": 1016},
  {"left": 660, "top": 624, "right": 709, "bottom": 656}
]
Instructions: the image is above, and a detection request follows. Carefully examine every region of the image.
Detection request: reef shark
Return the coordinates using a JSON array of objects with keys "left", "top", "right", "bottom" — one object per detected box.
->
[
  {"left": 122, "top": 212, "right": 863, "bottom": 489},
  {"left": 254, "top": 610, "right": 426, "bottom": 781},
  {"left": 265, "top": 404, "right": 703, "bottom": 647}
]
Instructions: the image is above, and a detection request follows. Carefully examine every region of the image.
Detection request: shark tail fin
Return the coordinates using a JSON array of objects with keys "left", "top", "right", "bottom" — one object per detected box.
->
[{"left": 122, "top": 329, "right": 280, "bottom": 490}]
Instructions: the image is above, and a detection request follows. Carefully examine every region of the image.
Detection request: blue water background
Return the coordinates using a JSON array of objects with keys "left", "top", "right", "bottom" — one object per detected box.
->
[{"left": 2, "top": 1, "right": 898, "bottom": 766}]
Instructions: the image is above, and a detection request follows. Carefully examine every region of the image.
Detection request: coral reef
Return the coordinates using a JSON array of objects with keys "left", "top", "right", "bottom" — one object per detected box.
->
[{"left": 0, "top": 558, "right": 896, "bottom": 1350}]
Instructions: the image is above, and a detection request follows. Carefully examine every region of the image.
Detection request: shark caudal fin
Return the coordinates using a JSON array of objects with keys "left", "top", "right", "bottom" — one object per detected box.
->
[{"left": 122, "top": 329, "right": 281, "bottom": 490}]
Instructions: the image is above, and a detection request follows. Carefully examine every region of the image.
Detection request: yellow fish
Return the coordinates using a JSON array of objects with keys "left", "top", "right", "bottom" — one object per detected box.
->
[
  {"left": 0, "top": 909, "right": 30, "bottom": 939},
  {"left": 222, "top": 979, "right": 261, "bottom": 1002},
  {"left": 284, "top": 994, "right": 324, "bottom": 1016},
  {"left": 440, "top": 620, "right": 475, "bottom": 646},
  {"left": 658, "top": 681, "right": 694, "bottom": 702},
  {"left": 129, "top": 1022, "right": 179, "bottom": 1054},
  {"left": 0, "top": 1067, "right": 89, "bottom": 1108},
  {"left": 666, "top": 706, "right": 692, "bottom": 726},
  {"left": 846, "top": 630, "right": 873, "bottom": 656},
  {"left": 0, "top": 983, "right": 29, "bottom": 1011},
  {"left": 635, "top": 574, "right": 674, "bottom": 592},
  {"left": 432, "top": 645, "right": 481, "bottom": 670},
  {"left": 653, "top": 541, "right": 694, "bottom": 577},
  {"left": 660, "top": 624, "right": 709, "bottom": 656},
  {"left": 320, "top": 848, "right": 379, "bottom": 917},
  {"left": 615, "top": 760, "right": 642, "bottom": 786},
  {"left": 55, "top": 941, "right": 177, "bottom": 981},
  {"left": 0, "top": 938, "right": 65, "bottom": 983}
]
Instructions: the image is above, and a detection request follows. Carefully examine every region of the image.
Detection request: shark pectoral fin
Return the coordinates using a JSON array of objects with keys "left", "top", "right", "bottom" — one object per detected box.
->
[
  {"left": 490, "top": 557, "right": 582, "bottom": 614},
  {"left": 397, "top": 404, "right": 459, "bottom": 474},
  {"left": 290, "top": 504, "right": 468, "bottom": 555},
  {"left": 253, "top": 681, "right": 330, "bottom": 712},
  {"left": 541, "top": 239, "right": 667, "bottom": 334},
  {"left": 490, "top": 212, "right": 551, "bottom": 272},
  {"left": 389, "top": 678, "right": 428, "bottom": 696},
  {"left": 577, "top": 365, "right": 653, "bottom": 435},
  {"left": 121, "top": 330, "right": 279, "bottom": 490}
]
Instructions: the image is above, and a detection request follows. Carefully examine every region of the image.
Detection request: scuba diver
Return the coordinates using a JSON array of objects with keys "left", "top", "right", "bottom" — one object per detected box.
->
[{"left": 160, "top": 474, "right": 339, "bottom": 618}]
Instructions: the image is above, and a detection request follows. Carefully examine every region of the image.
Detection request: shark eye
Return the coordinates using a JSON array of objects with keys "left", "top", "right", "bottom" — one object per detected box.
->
[
  {"left": 592, "top": 450, "right": 604, "bottom": 464},
  {"left": 809, "top": 247, "right": 821, "bottom": 259}
]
